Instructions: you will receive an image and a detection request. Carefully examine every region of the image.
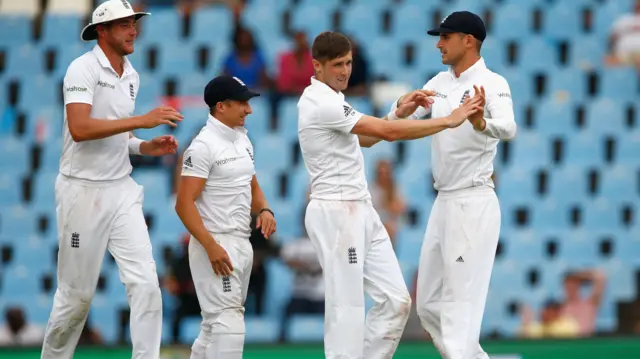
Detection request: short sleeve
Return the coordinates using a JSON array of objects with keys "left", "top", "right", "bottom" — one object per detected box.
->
[
  {"left": 181, "top": 140, "right": 213, "bottom": 179},
  {"left": 63, "top": 59, "right": 97, "bottom": 106},
  {"left": 316, "top": 100, "right": 364, "bottom": 134}
]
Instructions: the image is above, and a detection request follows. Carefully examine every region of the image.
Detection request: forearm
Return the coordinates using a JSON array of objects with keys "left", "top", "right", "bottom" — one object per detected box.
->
[
  {"left": 175, "top": 199, "right": 218, "bottom": 252},
  {"left": 384, "top": 117, "right": 449, "bottom": 140},
  {"left": 479, "top": 116, "right": 517, "bottom": 140},
  {"left": 72, "top": 116, "right": 144, "bottom": 142},
  {"left": 358, "top": 135, "right": 383, "bottom": 148},
  {"left": 251, "top": 177, "right": 269, "bottom": 213}
]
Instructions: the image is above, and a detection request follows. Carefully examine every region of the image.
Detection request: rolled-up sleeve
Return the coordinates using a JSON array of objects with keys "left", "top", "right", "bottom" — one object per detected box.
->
[{"left": 481, "top": 76, "right": 517, "bottom": 140}]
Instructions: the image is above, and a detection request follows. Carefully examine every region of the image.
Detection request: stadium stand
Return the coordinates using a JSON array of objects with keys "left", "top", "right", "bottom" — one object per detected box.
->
[{"left": 0, "top": 0, "right": 639, "bottom": 348}]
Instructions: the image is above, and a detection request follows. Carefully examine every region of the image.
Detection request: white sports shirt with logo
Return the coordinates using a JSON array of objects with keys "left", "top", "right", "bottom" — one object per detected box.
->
[
  {"left": 61, "top": 45, "right": 140, "bottom": 181},
  {"left": 392, "top": 58, "right": 517, "bottom": 192},
  {"left": 181, "top": 115, "right": 256, "bottom": 237},
  {"left": 298, "top": 77, "right": 370, "bottom": 201}
]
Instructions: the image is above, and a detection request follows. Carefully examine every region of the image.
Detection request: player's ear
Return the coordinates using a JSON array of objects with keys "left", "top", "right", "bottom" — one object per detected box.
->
[{"left": 312, "top": 58, "right": 323, "bottom": 74}]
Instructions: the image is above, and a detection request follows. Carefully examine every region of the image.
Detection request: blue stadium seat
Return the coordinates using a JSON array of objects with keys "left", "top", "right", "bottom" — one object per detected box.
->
[
  {"left": 152, "top": 206, "right": 186, "bottom": 239},
  {"left": 6, "top": 44, "right": 43, "bottom": 76},
  {"left": 88, "top": 303, "right": 120, "bottom": 344},
  {"left": 286, "top": 166, "right": 310, "bottom": 205},
  {"left": 1, "top": 265, "right": 40, "bottom": 296},
  {"left": 496, "top": 166, "right": 537, "bottom": 203},
  {"left": 18, "top": 74, "right": 60, "bottom": 109},
  {"left": 40, "top": 14, "right": 82, "bottom": 47},
  {"left": 547, "top": 165, "right": 589, "bottom": 205},
  {"left": 593, "top": 0, "right": 636, "bottom": 41},
  {"left": 395, "top": 227, "right": 425, "bottom": 264},
  {"left": 581, "top": 198, "right": 620, "bottom": 231},
  {"left": 290, "top": 4, "right": 334, "bottom": 42},
  {"left": 135, "top": 73, "right": 162, "bottom": 106},
  {"left": 481, "top": 37, "right": 508, "bottom": 70},
  {"left": 0, "top": 15, "right": 32, "bottom": 47},
  {"left": 600, "top": 257, "right": 635, "bottom": 300},
  {"left": 533, "top": 98, "right": 578, "bottom": 138},
  {"left": 13, "top": 239, "right": 53, "bottom": 271},
  {"left": 241, "top": 3, "right": 284, "bottom": 49},
  {"left": 507, "top": 131, "right": 551, "bottom": 170},
  {"left": 264, "top": 259, "right": 294, "bottom": 317},
  {"left": 278, "top": 97, "right": 299, "bottom": 143},
  {"left": 598, "top": 165, "right": 636, "bottom": 201},
  {"left": 0, "top": 173, "right": 22, "bottom": 206},
  {"left": 33, "top": 171, "right": 58, "bottom": 210},
  {"left": 543, "top": 2, "right": 582, "bottom": 41},
  {"left": 598, "top": 67, "right": 639, "bottom": 103},
  {"left": 245, "top": 96, "right": 271, "bottom": 141},
  {"left": 156, "top": 41, "right": 197, "bottom": 77},
  {"left": 615, "top": 129, "right": 640, "bottom": 165},
  {"left": 137, "top": 8, "right": 181, "bottom": 45},
  {"left": 530, "top": 197, "right": 573, "bottom": 231},
  {"left": 246, "top": 317, "right": 280, "bottom": 343},
  {"left": 254, "top": 170, "right": 278, "bottom": 204},
  {"left": 131, "top": 169, "right": 171, "bottom": 208},
  {"left": 584, "top": 97, "right": 627, "bottom": 135},
  {"left": 53, "top": 43, "right": 93, "bottom": 78},
  {"left": 563, "top": 131, "right": 604, "bottom": 167},
  {"left": 258, "top": 37, "right": 291, "bottom": 78},
  {"left": 560, "top": 229, "right": 599, "bottom": 266},
  {"left": 391, "top": 4, "right": 431, "bottom": 44},
  {"left": 396, "top": 164, "right": 433, "bottom": 208},
  {"left": 179, "top": 317, "right": 201, "bottom": 344},
  {"left": 346, "top": 97, "right": 373, "bottom": 116},
  {"left": 254, "top": 134, "right": 290, "bottom": 173},
  {"left": 362, "top": 141, "right": 395, "bottom": 178},
  {"left": 518, "top": 37, "right": 557, "bottom": 72},
  {"left": 176, "top": 73, "right": 208, "bottom": 97},
  {"left": 342, "top": 4, "right": 384, "bottom": 45},
  {"left": 0, "top": 136, "right": 29, "bottom": 177},
  {"left": 491, "top": 3, "right": 532, "bottom": 42},
  {"left": 500, "top": 68, "right": 532, "bottom": 104},
  {"left": 269, "top": 198, "right": 302, "bottom": 240},
  {"left": 286, "top": 314, "right": 324, "bottom": 342},
  {"left": 415, "top": 37, "right": 447, "bottom": 75},
  {"left": 404, "top": 137, "right": 431, "bottom": 170},
  {"left": 545, "top": 68, "right": 587, "bottom": 103},
  {"left": 25, "top": 106, "right": 63, "bottom": 144},
  {"left": 190, "top": 6, "right": 234, "bottom": 46},
  {"left": 174, "top": 106, "right": 206, "bottom": 146},
  {"left": 367, "top": 37, "right": 403, "bottom": 78},
  {"left": 569, "top": 35, "right": 605, "bottom": 70}
]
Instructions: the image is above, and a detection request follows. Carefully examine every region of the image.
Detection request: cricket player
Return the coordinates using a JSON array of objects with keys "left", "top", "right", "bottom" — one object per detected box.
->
[
  {"left": 41, "top": 1, "right": 184, "bottom": 358},
  {"left": 175, "top": 75, "right": 276, "bottom": 359},
  {"left": 391, "top": 11, "right": 517, "bottom": 359},
  {"left": 298, "top": 31, "right": 484, "bottom": 359}
]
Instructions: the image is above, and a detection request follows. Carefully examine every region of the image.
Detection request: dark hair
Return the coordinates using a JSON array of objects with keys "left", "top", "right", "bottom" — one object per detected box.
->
[{"left": 312, "top": 31, "right": 352, "bottom": 62}]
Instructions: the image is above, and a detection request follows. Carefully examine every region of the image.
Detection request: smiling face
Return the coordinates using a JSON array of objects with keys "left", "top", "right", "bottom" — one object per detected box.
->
[
  {"left": 96, "top": 16, "right": 138, "bottom": 56},
  {"left": 311, "top": 31, "right": 353, "bottom": 92},
  {"left": 214, "top": 99, "right": 253, "bottom": 128}
]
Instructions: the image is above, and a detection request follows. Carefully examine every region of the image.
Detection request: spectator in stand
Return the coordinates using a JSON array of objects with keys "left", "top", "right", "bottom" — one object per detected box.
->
[
  {"left": 560, "top": 270, "right": 606, "bottom": 337},
  {"left": 276, "top": 31, "right": 314, "bottom": 96},
  {"left": 519, "top": 300, "right": 581, "bottom": 339},
  {"left": 605, "top": 0, "right": 640, "bottom": 69},
  {"left": 164, "top": 234, "right": 201, "bottom": 343},
  {"left": 222, "top": 26, "right": 271, "bottom": 91},
  {"left": 344, "top": 36, "right": 371, "bottom": 97},
  {"left": 0, "top": 307, "right": 44, "bottom": 346},
  {"left": 370, "top": 159, "right": 406, "bottom": 248}
]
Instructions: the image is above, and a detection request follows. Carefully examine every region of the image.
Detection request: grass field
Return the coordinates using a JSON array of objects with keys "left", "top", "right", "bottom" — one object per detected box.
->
[{"left": 3, "top": 337, "right": 640, "bottom": 359}]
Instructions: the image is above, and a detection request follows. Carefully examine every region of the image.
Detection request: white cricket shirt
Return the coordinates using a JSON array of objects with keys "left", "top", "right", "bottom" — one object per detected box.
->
[
  {"left": 298, "top": 77, "right": 370, "bottom": 201},
  {"left": 393, "top": 58, "right": 516, "bottom": 192},
  {"left": 60, "top": 45, "right": 140, "bottom": 181},
  {"left": 181, "top": 115, "right": 255, "bottom": 237}
]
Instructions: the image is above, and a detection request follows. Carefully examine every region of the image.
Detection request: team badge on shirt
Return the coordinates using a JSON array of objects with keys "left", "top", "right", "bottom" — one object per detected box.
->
[
  {"left": 184, "top": 156, "right": 193, "bottom": 168},
  {"left": 129, "top": 83, "right": 135, "bottom": 100},
  {"left": 245, "top": 148, "right": 254, "bottom": 163},
  {"left": 459, "top": 89, "right": 470, "bottom": 105},
  {"left": 343, "top": 105, "right": 355, "bottom": 118}
]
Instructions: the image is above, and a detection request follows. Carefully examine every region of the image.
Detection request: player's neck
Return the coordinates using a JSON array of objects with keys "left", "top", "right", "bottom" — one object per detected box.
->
[
  {"left": 212, "top": 113, "right": 236, "bottom": 129},
  {"left": 452, "top": 54, "right": 481, "bottom": 78},
  {"left": 98, "top": 41, "right": 125, "bottom": 77}
]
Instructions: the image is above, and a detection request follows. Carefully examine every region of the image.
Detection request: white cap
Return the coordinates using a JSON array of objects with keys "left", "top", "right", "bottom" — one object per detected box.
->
[{"left": 80, "top": 0, "right": 150, "bottom": 42}]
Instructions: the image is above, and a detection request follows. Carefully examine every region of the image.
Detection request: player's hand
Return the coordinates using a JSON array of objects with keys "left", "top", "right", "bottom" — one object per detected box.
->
[
  {"left": 445, "top": 95, "right": 484, "bottom": 128},
  {"left": 141, "top": 135, "right": 178, "bottom": 156},
  {"left": 394, "top": 91, "right": 434, "bottom": 118},
  {"left": 207, "top": 243, "right": 233, "bottom": 276},
  {"left": 140, "top": 106, "right": 184, "bottom": 129},
  {"left": 467, "top": 85, "right": 486, "bottom": 125},
  {"left": 256, "top": 210, "right": 276, "bottom": 239},
  {"left": 398, "top": 89, "right": 436, "bottom": 108}
]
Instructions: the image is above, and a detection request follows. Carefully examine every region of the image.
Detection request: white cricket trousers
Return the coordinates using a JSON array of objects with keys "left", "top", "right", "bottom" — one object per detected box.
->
[
  {"left": 305, "top": 199, "right": 411, "bottom": 359},
  {"left": 41, "top": 175, "right": 162, "bottom": 359},
  {"left": 188, "top": 233, "right": 253, "bottom": 359},
  {"left": 416, "top": 186, "right": 501, "bottom": 359}
]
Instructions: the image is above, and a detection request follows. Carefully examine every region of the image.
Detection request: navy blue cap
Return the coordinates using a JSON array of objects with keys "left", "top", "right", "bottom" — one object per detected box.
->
[
  {"left": 204, "top": 76, "right": 260, "bottom": 108},
  {"left": 427, "top": 11, "right": 487, "bottom": 42}
]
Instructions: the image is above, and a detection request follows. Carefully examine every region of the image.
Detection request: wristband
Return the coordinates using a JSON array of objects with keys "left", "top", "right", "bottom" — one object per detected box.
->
[
  {"left": 387, "top": 110, "right": 399, "bottom": 121},
  {"left": 128, "top": 137, "right": 144, "bottom": 155},
  {"left": 259, "top": 208, "right": 274, "bottom": 216}
]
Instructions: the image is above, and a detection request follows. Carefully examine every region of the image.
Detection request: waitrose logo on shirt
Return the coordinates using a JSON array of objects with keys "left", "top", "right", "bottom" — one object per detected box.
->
[
  {"left": 97, "top": 80, "right": 115, "bottom": 89},
  {"left": 65, "top": 86, "right": 87, "bottom": 92}
]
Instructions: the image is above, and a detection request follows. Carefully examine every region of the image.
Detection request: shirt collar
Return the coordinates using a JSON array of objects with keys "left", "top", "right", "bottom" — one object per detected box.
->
[
  {"left": 206, "top": 114, "right": 247, "bottom": 141},
  {"left": 92, "top": 44, "right": 133, "bottom": 78},
  {"left": 310, "top": 77, "right": 345, "bottom": 101},
  {"left": 449, "top": 57, "right": 486, "bottom": 82}
]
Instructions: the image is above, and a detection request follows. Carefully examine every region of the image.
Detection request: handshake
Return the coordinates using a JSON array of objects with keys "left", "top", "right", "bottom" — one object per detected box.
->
[{"left": 395, "top": 85, "right": 486, "bottom": 130}]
